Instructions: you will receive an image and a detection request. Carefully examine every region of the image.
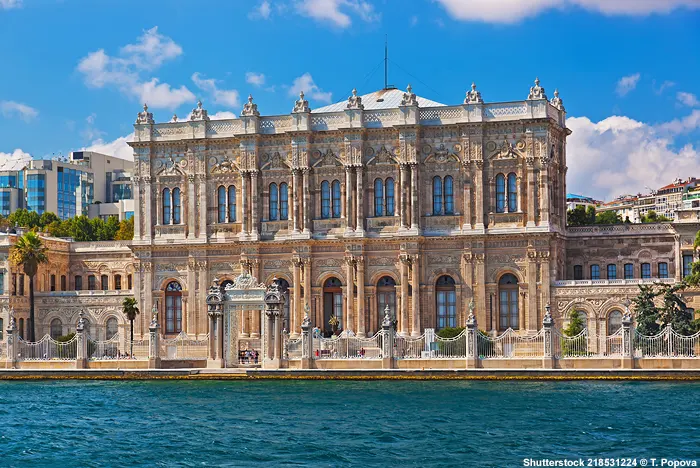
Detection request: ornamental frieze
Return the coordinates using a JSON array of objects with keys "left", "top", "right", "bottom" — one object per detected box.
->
[{"left": 264, "top": 259, "right": 291, "bottom": 270}]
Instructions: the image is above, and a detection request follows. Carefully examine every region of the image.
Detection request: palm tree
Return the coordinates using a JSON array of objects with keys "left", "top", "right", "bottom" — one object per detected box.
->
[
  {"left": 9, "top": 231, "right": 48, "bottom": 342},
  {"left": 122, "top": 297, "right": 139, "bottom": 356}
]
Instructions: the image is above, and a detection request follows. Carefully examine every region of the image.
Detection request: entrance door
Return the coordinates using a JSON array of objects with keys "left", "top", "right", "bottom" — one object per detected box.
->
[{"left": 322, "top": 277, "right": 342, "bottom": 336}]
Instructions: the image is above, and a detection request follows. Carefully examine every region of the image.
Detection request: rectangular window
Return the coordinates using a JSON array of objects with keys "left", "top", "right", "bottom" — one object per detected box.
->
[
  {"left": 75, "top": 276, "right": 83, "bottom": 291},
  {"left": 607, "top": 264, "right": 617, "bottom": 280},
  {"left": 18, "top": 274, "right": 24, "bottom": 296},
  {"left": 573, "top": 265, "right": 583, "bottom": 280},
  {"left": 641, "top": 263, "right": 651, "bottom": 279},
  {"left": 0, "top": 272, "right": 4, "bottom": 293},
  {"left": 624, "top": 263, "right": 634, "bottom": 280},
  {"left": 658, "top": 262, "right": 668, "bottom": 279},
  {"left": 50, "top": 274, "right": 56, "bottom": 291},
  {"left": 101, "top": 275, "right": 109, "bottom": 291},
  {"left": 333, "top": 293, "right": 343, "bottom": 329},
  {"left": 88, "top": 275, "right": 96, "bottom": 291},
  {"left": 683, "top": 254, "right": 693, "bottom": 277},
  {"left": 115, "top": 275, "right": 122, "bottom": 290},
  {"left": 60, "top": 275, "right": 67, "bottom": 291},
  {"left": 590, "top": 265, "right": 600, "bottom": 280}
]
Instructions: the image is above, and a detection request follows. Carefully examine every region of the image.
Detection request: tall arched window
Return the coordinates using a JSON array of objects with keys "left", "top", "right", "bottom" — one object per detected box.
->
[
  {"left": 106, "top": 317, "right": 118, "bottom": 339},
  {"left": 386, "top": 178, "right": 395, "bottom": 215},
  {"left": 162, "top": 188, "right": 171, "bottom": 224},
  {"left": 496, "top": 174, "right": 506, "bottom": 213},
  {"left": 376, "top": 276, "right": 396, "bottom": 331},
  {"left": 114, "top": 274, "right": 122, "bottom": 290},
  {"left": 50, "top": 318, "right": 62, "bottom": 339},
  {"left": 436, "top": 275, "right": 456, "bottom": 330},
  {"left": 75, "top": 275, "right": 83, "bottom": 291},
  {"left": 323, "top": 277, "right": 343, "bottom": 335},
  {"left": 331, "top": 180, "right": 341, "bottom": 218},
  {"left": 499, "top": 273, "right": 519, "bottom": 330},
  {"left": 321, "top": 181, "right": 331, "bottom": 219},
  {"left": 88, "top": 275, "right": 96, "bottom": 291},
  {"left": 101, "top": 274, "right": 109, "bottom": 291},
  {"left": 217, "top": 186, "right": 227, "bottom": 223},
  {"left": 279, "top": 183, "right": 289, "bottom": 220},
  {"left": 507, "top": 173, "right": 517, "bottom": 212},
  {"left": 165, "top": 281, "right": 183, "bottom": 334},
  {"left": 269, "top": 182, "right": 279, "bottom": 220},
  {"left": 172, "top": 188, "right": 181, "bottom": 224},
  {"left": 444, "top": 176, "right": 454, "bottom": 215},
  {"left": 374, "top": 178, "right": 384, "bottom": 216},
  {"left": 60, "top": 275, "right": 66, "bottom": 291},
  {"left": 228, "top": 186, "right": 236, "bottom": 222},
  {"left": 127, "top": 274, "right": 133, "bottom": 290},
  {"left": 433, "top": 176, "right": 443, "bottom": 215},
  {"left": 608, "top": 310, "right": 623, "bottom": 335}
]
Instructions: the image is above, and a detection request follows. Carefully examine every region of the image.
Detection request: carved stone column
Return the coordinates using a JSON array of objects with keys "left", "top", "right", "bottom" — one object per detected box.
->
[
  {"left": 250, "top": 170, "right": 260, "bottom": 239},
  {"left": 527, "top": 251, "right": 538, "bottom": 331},
  {"left": 356, "top": 256, "right": 365, "bottom": 337},
  {"left": 198, "top": 175, "right": 207, "bottom": 239},
  {"left": 345, "top": 167, "right": 354, "bottom": 232},
  {"left": 540, "top": 164, "right": 550, "bottom": 225},
  {"left": 240, "top": 172, "right": 249, "bottom": 237},
  {"left": 395, "top": 164, "right": 402, "bottom": 220},
  {"left": 292, "top": 169, "right": 301, "bottom": 233},
  {"left": 473, "top": 162, "right": 485, "bottom": 230},
  {"left": 674, "top": 234, "right": 682, "bottom": 281},
  {"left": 303, "top": 258, "right": 312, "bottom": 325},
  {"left": 291, "top": 257, "right": 302, "bottom": 338},
  {"left": 410, "top": 164, "right": 420, "bottom": 231},
  {"left": 526, "top": 158, "right": 536, "bottom": 227},
  {"left": 187, "top": 174, "right": 196, "bottom": 239},
  {"left": 303, "top": 168, "right": 312, "bottom": 234},
  {"left": 411, "top": 254, "right": 421, "bottom": 336},
  {"left": 400, "top": 164, "right": 410, "bottom": 229},
  {"left": 144, "top": 177, "right": 152, "bottom": 239},
  {"left": 355, "top": 167, "right": 365, "bottom": 235},
  {"left": 399, "top": 254, "right": 410, "bottom": 336},
  {"left": 133, "top": 176, "right": 142, "bottom": 239},
  {"left": 474, "top": 254, "right": 487, "bottom": 329},
  {"left": 462, "top": 175, "right": 471, "bottom": 230},
  {"left": 344, "top": 256, "right": 355, "bottom": 332}
]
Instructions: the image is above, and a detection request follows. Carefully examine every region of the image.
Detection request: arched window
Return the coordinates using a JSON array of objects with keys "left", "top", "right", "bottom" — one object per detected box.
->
[
  {"left": 507, "top": 173, "right": 517, "bottom": 212},
  {"left": 573, "top": 265, "right": 583, "bottom": 280},
  {"left": 18, "top": 318, "right": 24, "bottom": 339},
  {"left": 374, "top": 178, "right": 384, "bottom": 216},
  {"left": 436, "top": 275, "right": 456, "bottom": 330},
  {"left": 332, "top": 180, "right": 341, "bottom": 218},
  {"left": 322, "top": 277, "right": 343, "bottom": 336},
  {"left": 432, "top": 176, "right": 443, "bottom": 215},
  {"left": 376, "top": 276, "right": 396, "bottom": 331},
  {"left": 50, "top": 274, "right": 56, "bottom": 291},
  {"left": 641, "top": 263, "right": 651, "bottom": 279},
  {"left": 127, "top": 274, "right": 132, "bottom": 290},
  {"left": 75, "top": 275, "right": 83, "bottom": 291},
  {"left": 321, "top": 181, "right": 330, "bottom": 219},
  {"left": 165, "top": 281, "right": 183, "bottom": 334},
  {"left": 162, "top": 188, "right": 171, "bottom": 224},
  {"left": 574, "top": 310, "right": 588, "bottom": 329},
  {"left": 88, "top": 275, "right": 96, "bottom": 291},
  {"left": 217, "top": 186, "right": 227, "bottom": 223},
  {"left": 279, "top": 183, "right": 289, "bottom": 220},
  {"left": 499, "top": 273, "right": 519, "bottom": 330},
  {"left": 114, "top": 274, "right": 122, "bottom": 290},
  {"left": 60, "top": 275, "right": 66, "bottom": 291},
  {"left": 106, "top": 317, "right": 118, "bottom": 339},
  {"left": 50, "top": 318, "right": 62, "bottom": 339},
  {"left": 386, "top": 178, "right": 395, "bottom": 215},
  {"left": 101, "top": 274, "right": 109, "bottom": 291},
  {"left": 228, "top": 186, "right": 236, "bottom": 222},
  {"left": 496, "top": 174, "right": 506, "bottom": 213},
  {"left": 269, "top": 183, "right": 279, "bottom": 220},
  {"left": 608, "top": 310, "right": 623, "bottom": 335},
  {"left": 172, "top": 188, "right": 181, "bottom": 224},
  {"left": 444, "top": 176, "right": 454, "bottom": 215},
  {"left": 590, "top": 264, "right": 600, "bottom": 280}
]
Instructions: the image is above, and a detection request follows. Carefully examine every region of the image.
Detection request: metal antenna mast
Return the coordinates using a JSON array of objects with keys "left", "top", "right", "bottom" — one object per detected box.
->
[{"left": 384, "top": 35, "right": 388, "bottom": 90}]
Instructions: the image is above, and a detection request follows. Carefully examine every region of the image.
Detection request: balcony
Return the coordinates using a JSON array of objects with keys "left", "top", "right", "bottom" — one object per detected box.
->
[{"left": 553, "top": 278, "right": 676, "bottom": 287}]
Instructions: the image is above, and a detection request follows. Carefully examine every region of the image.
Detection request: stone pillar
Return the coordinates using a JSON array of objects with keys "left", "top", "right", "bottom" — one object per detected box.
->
[
  {"left": 345, "top": 167, "right": 354, "bottom": 232},
  {"left": 527, "top": 252, "right": 538, "bottom": 331},
  {"left": 621, "top": 311, "right": 634, "bottom": 369},
  {"left": 542, "top": 305, "right": 555, "bottom": 369},
  {"left": 540, "top": 165, "right": 550, "bottom": 225},
  {"left": 300, "top": 309, "right": 312, "bottom": 369},
  {"left": 410, "top": 164, "right": 420, "bottom": 232},
  {"left": 400, "top": 164, "right": 410, "bottom": 229},
  {"left": 148, "top": 307, "right": 161, "bottom": 369},
  {"left": 291, "top": 257, "right": 302, "bottom": 338},
  {"left": 674, "top": 234, "right": 682, "bottom": 281},
  {"left": 356, "top": 257, "right": 366, "bottom": 337},
  {"left": 75, "top": 312, "right": 87, "bottom": 369},
  {"left": 144, "top": 177, "right": 153, "bottom": 239},
  {"left": 292, "top": 169, "right": 301, "bottom": 233},
  {"left": 473, "top": 162, "right": 484, "bottom": 230},
  {"left": 381, "top": 306, "right": 394, "bottom": 369},
  {"left": 303, "top": 258, "right": 312, "bottom": 323},
  {"left": 240, "top": 173, "right": 249, "bottom": 238},
  {"left": 462, "top": 178, "right": 471, "bottom": 230},
  {"left": 198, "top": 175, "right": 207, "bottom": 239},
  {"left": 250, "top": 171, "right": 260, "bottom": 239},
  {"left": 187, "top": 174, "right": 196, "bottom": 239},
  {"left": 411, "top": 254, "right": 421, "bottom": 337},
  {"left": 303, "top": 168, "right": 312, "bottom": 234},
  {"left": 345, "top": 256, "right": 355, "bottom": 333},
  {"left": 6, "top": 315, "right": 18, "bottom": 369},
  {"left": 133, "top": 177, "right": 142, "bottom": 239},
  {"left": 355, "top": 167, "right": 365, "bottom": 235},
  {"left": 395, "top": 165, "right": 402, "bottom": 221},
  {"left": 466, "top": 311, "right": 478, "bottom": 369},
  {"left": 399, "top": 255, "right": 410, "bottom": 336},
  {"left": 526, "top": 159, "right": 536, "bottom": 227}
]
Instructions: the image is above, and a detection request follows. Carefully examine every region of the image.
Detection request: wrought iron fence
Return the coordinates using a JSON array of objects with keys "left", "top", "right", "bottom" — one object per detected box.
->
[
  {"left": 18, "top": 334, "right": 78, "bottom": 360},
  {"left": 313, "top": 331, "right": 384, "bottom": 359},
  {"left": 88, "top": 333, "right": 122, "bottom": 360},
  {"left": 553, "top": 329, "right": 590, "bottom": 358},
  {"left": 124, "top": 338, "right": 149, "bottom": 360},
  {"left": 634, "top": 326, "right": 700, "bottom": 358},
  {"left": 477, "top": 328, "right": 545, "bottom": 359},
  {"left": 160, "top": 332, "right": 209, "bottom": 360}
]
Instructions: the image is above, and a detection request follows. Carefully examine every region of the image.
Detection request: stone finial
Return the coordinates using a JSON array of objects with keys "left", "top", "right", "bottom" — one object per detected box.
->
[
  {"left": 542, "top": 304, "right": 554, "bottom": 326},
  {"left": 527, "top": 77, "right": 548, "bottom": 100},
  {"left": 346, "top": 88, "right": 364, "bottom": 110},
  {"left": 8, "top": 307, "right": 16, "bottom": 330},
  {"left": 464, "top": 82, "right": 483, "bottom": 104},
  {"left": 550, "top": 89, "right": 565, "bottom": 111},
  {"left": 466, "top": 312, "right": 477, "bottom": 328},
  {"left": 241, "top": 94, "right": 260, "bottom": 117},
  {"left": 136, "top": 103, "right": 154, "bottom": 124},
  {"left": 189, "top": 100, "right": 210, "bottom": 121},
  {"left": 400, "top": 84, "right": 418, "bottom": 106},
  {"left": 77, "top": 310, "right": 86, "bottom": 332},
  {"left": 171, "top": 113, "right": 178, "bottom": 123},
  {"left": 301, "top": 308, "right": 311, "bottom": 329},
  {"left": 292, "top": 91, "right": 311, "bottom": 113},
  {"left": 382, "top": 305, "right": 393, "bottom": 328}
]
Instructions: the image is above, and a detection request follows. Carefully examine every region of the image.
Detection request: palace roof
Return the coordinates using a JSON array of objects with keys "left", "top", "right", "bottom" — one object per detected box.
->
[{"left": 312, "top": 88, "right": 445, "bottom": 113}]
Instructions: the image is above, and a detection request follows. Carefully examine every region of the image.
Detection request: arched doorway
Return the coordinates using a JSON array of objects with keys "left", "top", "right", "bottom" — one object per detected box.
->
[
  {"left": 106, "top": 317, "right": 118, "bottom": 339},
  {"left": 435, "top": 275, "right": 456, "bottom": 330},
  {"left": 498, "top": 273, "right": 519, "bottom": 330},
  {"left": 323, "top": 277, "right": 343, "bottom": 336},
  {"left": 376, "top": 276, "right": 396, "bottom": 332},
  {"left": 608, "top": 310, "right": 623, "bottom": 335},
  {"left": 50, "top": 318, "right": 62, "bottom": 339},
  {"left": 276, "top": 278, "right": 290, "bottom": 331},
  {"left": 165, "top": 281, "right": 183, "bottom": 334}
]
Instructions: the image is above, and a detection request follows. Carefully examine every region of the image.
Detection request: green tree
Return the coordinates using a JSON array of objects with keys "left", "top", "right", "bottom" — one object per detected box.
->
[
  {"left": 122, "top": 297, "right": 140, "bottom": 356},
  {"left": 90, "top": 217, "right": 107, "bottom": 241},
  {"left": 567, "top": 205, "right": 595, "bottom": 226},
  {"left": 8, "top": 209, "right": 41, "bottom": 229},
  {"left": 45, "top": 220, "right": 70, "bottom": 238},
  {"left": 563, "top": 310, "right": 585, "bottom": 337},
  {"left": 641, "top": 210, "right": 672, "bottom": 223},
  {"left": 633, "top": 284, "right": 660, "bottom": 336},
  {"left": 686, "top": 230, "right": 700, "bottom": 287},
  {"left": 9, "top": 231, "right": 48, "bottom": 341},
  {"left": 657, "top": 282, "right": 699, "bottom": 335},
  {"left": 104, "top": 216, "right": 120, "bottom": 240},
  {"left": 115, "top": 217, "right": 134, "bottom": 240},
  {"left": 70, "top": 215, "right": 94, "bottom": 242},
  {"left": 38, "top": 212, "right": 60, "bottom": 229},
  {"left": 595, "top": 210, "right": 622, "bottom": 225}
]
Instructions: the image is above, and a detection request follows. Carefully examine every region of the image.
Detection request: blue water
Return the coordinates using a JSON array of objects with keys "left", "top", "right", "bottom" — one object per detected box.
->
[{"left": 0, "top": 380, "right": 698, "bottom": 467}]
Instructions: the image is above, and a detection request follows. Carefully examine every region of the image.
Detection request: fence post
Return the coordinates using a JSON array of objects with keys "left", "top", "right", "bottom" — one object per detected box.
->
[
  {"left": 621, "top": 312, "right": 634, "bottom": 369},
  {"left": 542, "top": 305, "right": 555, "bottom": 369},
  {"left": 381, "top": 306, "right": 394, "bottom": 369},
  {"left": 75, "top": 311, "right": 88, "bottom": 369},
  {"left": 282, "top": 329, "right": 290, "bottom": 363},
  {"left": 6, "top": 314, "right": 18, "bottom": 369},
  {"left": 149, "top": 307, "right": 161, "bottom": 369},
  {"left": 466, "top": 312, "right": 478, "bottom": 369},
  {"left": 300, "top": 309, "right": 312, "bottom": 369}
]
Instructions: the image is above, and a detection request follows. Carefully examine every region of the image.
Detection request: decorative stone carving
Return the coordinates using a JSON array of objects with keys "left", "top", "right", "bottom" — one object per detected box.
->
[
  {"left": 189, "top": 100, "right": 210, "bottom": 121},
  {"left": 347, "top": 88, "right": 364, "bottom": 110},
  {"left": 400, "top": 84, "right": 418, "bottom": 106},
  {"left": 292, "top": 91, "right": 311, "bottom": 113},
  {"left": 464, "top": 82, "right": 483, "bottom": 104},
  {"left": 527, "top": 77, "right": 547, "bottom": 100},
  {"left": 550, "top": 89, "right": 564, "bottom": 111},
  {"left": 136, "top": 104, "right": 154, "bottom": 124},
  {"left": 241, "top": 95, "right": 260, "bottom": 117}
]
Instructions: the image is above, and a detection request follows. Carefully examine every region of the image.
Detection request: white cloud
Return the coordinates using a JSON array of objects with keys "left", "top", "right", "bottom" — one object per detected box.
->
[
  {"left": 191, "top": 72, "right": 240, "bottom": 108},
  {"left": 0, "top": 100, "right": 38, "bottom": 122},
  {"left": 677, "top": 91, "right": 700, "bottom": 107},
  {"left": 567, "top": 112, "right": 700, "bottom": 201},
  {"left": 77, "top": 27, "right": 194, "bottom": 110},
  {"left": 249, "top": 0, "right": 272, "bottom": 19},
  {"left": 659, "top": 109, "right": 700, "bottom": 134},
  {"left": 288, "top": 73, "right": 332, "bottom": 103},
  {"left": 83, "top": 133, "right": 135, "bottom": 161},
  {"left": 435, "top": 0, "right": 700, "bottom": 23},
  {"left": 82, "top": 113, "right": 105, "bottom": 141},
  {"left": 210, "top": 111, "right": 237, "bottom": 120},
  {"left": 0, "top": 148, "right": 32, "bottom": 171},
  {"left": 616, "top": 73, "right": 640, "bottom": 96},
  {"left": 410, "top": 15, "right": 418, "bottom": 26},
  {"left": 653, "top": 79, "right": 675, "bottom": 94},
  {"left": 246, "top": 72, "right": 266, "bottom": 87},
  {"left": 295, "top": 0, "right": 380, "bottom": 28},
  {"left": 0, "top": 0, "right": 21, "bottom": 9}
]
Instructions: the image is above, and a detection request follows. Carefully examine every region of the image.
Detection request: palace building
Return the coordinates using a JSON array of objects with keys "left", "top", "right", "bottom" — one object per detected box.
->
[{"left": 1, "top": 79, "right": 698, "bottom": 353}]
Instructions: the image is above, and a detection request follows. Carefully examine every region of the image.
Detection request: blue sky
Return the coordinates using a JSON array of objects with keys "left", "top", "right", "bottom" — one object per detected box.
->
[{"left": 1, "top": 0, "right": 699, "bottom": 200}]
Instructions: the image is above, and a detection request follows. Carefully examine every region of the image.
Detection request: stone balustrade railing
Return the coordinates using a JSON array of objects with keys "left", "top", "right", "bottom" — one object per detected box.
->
[
  {"left": 566, "top": 223, "right": 675, "bottom": 236},
  {"left": 553, "top": 278, "right": 675, "bottom": 287}
]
